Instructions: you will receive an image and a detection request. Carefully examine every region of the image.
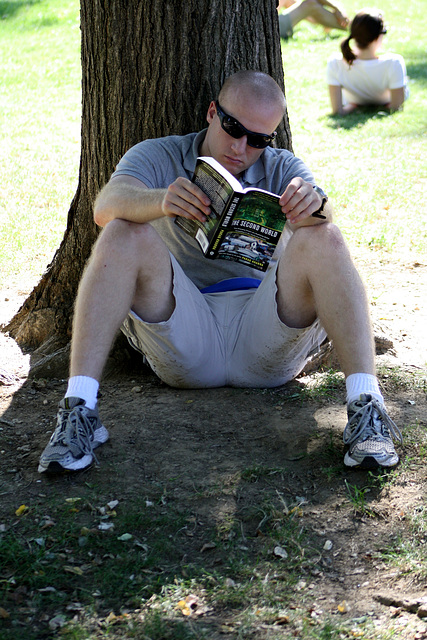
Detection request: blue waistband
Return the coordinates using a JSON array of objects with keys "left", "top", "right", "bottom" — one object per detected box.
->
[{"left": 200, "top": 277, "right": 261, "bottom": 294}]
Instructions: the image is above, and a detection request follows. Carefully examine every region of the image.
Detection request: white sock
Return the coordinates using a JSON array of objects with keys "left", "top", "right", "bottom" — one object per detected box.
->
[
  {"left": 346, "top": 373, "right": 384, "bottom": 406},
  {"left": 65, "top": 376, "right": 99, "bottom": 410}
]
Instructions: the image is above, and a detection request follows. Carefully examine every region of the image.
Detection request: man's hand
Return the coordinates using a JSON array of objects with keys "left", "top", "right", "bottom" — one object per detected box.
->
[
  {"left": 162, "top": 177, "right": 211, "bottom": 223},
  {"left": 279, "top": 177, "right": 326, "bottom": 226}
]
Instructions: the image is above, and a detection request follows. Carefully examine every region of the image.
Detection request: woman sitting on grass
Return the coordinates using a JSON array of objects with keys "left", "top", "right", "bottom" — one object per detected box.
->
[{"left": 326, "top": 9, "right": 408, "bottom": 114}]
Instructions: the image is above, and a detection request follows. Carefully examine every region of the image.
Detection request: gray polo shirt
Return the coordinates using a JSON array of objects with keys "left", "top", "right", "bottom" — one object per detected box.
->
[{"left": 113, "top": 130, "right": 315, "bottom": 289}]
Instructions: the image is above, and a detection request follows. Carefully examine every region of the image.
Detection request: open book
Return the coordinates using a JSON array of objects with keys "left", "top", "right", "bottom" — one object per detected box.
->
[{"left": 174, "top": 156, "right": 286, "bottom": 272}]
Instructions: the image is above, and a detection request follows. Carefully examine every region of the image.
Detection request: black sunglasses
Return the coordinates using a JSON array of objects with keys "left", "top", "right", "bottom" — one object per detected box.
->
[{"left": 215, "top": 101, "right": 277, "bottom": 149}]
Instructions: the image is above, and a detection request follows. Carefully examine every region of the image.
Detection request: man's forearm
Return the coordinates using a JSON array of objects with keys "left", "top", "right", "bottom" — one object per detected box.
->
[{"left": 94, "top": 178, "right": 167, "bottom": 227}]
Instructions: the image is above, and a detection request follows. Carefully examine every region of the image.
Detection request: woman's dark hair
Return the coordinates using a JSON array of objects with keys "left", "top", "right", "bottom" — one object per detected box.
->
[{"left": 341, "top": 10, "right": 386, "bottom": 65}]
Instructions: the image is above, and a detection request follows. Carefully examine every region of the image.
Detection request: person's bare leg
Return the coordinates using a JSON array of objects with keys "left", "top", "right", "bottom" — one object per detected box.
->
[
  {"left": 70, "top": 219, "right": 175, "bottom": 381},
  {"left": 287, "top": 0, "right": 348, "bottom": 30},
  {"left": 276, "top": 223, "right": 375, "bottom": 377},
  {"left": 278, "top": 0, "right": 296, "bottom": 9}
]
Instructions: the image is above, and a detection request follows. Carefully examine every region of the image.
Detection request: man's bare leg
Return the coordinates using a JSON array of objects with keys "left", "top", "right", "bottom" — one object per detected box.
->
[
  {"left": 38, "top": 219, "right": 174, "bottom": 473},
  {"left": 276, "top": 223, "right": 375, "bottom": 377},
  {"left": 275, "top": 224, "right": 402, "bottom": 469},
  {"left": 70, "top": 219, "right": 175, "bottom": 381}
]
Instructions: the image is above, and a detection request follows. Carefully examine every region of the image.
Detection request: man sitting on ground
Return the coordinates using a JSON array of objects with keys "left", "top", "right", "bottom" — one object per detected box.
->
[{"left": 38, "top": 70, "right": 402, "bottom": 475}]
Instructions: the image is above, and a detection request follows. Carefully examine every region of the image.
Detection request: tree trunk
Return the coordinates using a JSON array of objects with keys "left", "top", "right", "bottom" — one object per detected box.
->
[{"left": 6, "top": 0, "right": 291, "bottom": 354}]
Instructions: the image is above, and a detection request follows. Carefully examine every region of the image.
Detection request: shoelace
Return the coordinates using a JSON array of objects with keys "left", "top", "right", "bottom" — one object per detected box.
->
[
  {"left": 67, "top": 408, "right": 99, "bottom": 462},
  {"left": 52, "top": 407, "right": 99, "bottom": 463},
  {"left": 343, "top": 398, "right": 403, "bottom": 446}
]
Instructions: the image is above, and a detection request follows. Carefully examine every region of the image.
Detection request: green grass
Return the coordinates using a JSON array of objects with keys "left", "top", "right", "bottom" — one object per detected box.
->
[
  {"left": 281, "top": 0, "right": 427, "bottom": 257},
  {"left": 0, "top": 0, "right": 81, "bottom": 290},
  {"left": 0, "top": 486, "right": 327, "bottom": 638},
  {"left": 379, "top": 504, "right": 427, "bottom": 582},
  {"left": 1, "top": 2, "right": 427, "bottom": 638},
  {"left": 1, "top": 0, "right": 426, "bottom": 292},
  {"left": 0, "top": 481, "right": 365, "bottom": 639},
  {"left": 4, "top": 465, "right": 427, "bottom": 639}
]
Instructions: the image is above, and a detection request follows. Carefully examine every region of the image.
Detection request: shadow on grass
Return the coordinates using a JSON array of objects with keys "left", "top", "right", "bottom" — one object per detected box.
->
[
  {"left": 406, "top": 60, "right": 427, "bottom": 86},
  {"left": 281, "top": 29, "right": 342, "bottom": 45},
  {"left": 1, "top": 364, "right": 424, "bottom": 639},
  {"left": 0, "top": 0, "right": 41, "bottom": 20},
  {"left": 0, "top": 370, "right": 348, "bottom": 640},
  {"left": 326, "top": 106, "right": 392, "bottom": 130},
  {"left": 0, "top": 458, "right": 324, "bottom": 639}
]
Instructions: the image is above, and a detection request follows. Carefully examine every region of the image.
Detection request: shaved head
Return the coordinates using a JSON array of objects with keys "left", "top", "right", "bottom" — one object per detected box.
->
[{"left": 219, "top": 71, "right": 287, "bottom": 118}]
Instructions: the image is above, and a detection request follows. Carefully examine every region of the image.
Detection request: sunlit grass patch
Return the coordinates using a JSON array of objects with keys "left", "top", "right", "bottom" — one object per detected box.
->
[
  {"left": 378, "top": 504, "right": 427, "bottom": 582},
  {"left": 282, "top": 0, "right": 427, "bottom": 261},
  {"left": 377, "top": 363, "right": 427, "bottom": 394},
  {"left": 299, "top": 369, "right": 346, "bottom": 402},
  {"left": 0, "top": 0, "right": 81, "bottom": 289}
]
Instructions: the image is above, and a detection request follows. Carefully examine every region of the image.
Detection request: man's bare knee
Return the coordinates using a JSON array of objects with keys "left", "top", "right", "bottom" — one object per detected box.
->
[
  {"left": 93, "top": 219, "right": 169, "bottom": 268},
  {"left": 285, "top": 222, "right": 346, "bottom": 261}
]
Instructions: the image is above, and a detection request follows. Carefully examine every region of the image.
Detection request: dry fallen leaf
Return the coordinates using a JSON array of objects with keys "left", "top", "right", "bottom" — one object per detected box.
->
[
  {"left": 117, "top": 533, "right": 133, "bottom": 541},
  {"left": 338, "top": 600, "right": 350, "bottom": 613},
  {"left": 105, "top": 612, "right": 118, "bottom": 624},
  {"left": 48, "top": 614, "right": 66, "bottom": 630},
  {"left": 274, "top": 612, "right": 290, "bottom": 625},
  {"left": 177, "top": 594, "right": 200, "bottom": 616},
  {"left": 64, "top": 566, "right": 84, "bottom": 576},
  {"left": 15, "top": 504, "right": 28, "bottom": 516},
  {"left": 177, "top": 600, "right": 191, "bottom": 616},
  {"left": 33, "top": 537, "right": 45, "bottom": 547},
  {"left": 224, "top": 578, "right": 236, "bottom": 588},
  {"left": 0, "top": 607, "right": 10, "bottom": 619}
]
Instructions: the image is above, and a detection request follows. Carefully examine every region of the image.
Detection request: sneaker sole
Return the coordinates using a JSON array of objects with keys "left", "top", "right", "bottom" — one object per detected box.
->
[
  {"left": 38, "top": 453, "right": 93, "bottom": 473},
  {"left": 38, "top": 426, "right": 109, "bottom": 473},
  {"left": 344, "top": 451, "right": 399, "bottom": 469}
]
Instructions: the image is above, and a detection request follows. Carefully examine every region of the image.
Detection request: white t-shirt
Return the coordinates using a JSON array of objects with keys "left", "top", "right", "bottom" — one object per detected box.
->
[{"left": 326, "top": 53, "right": 408, "bottom": 105}]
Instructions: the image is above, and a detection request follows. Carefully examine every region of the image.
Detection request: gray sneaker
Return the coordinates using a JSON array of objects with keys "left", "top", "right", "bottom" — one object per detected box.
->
[
  {"left": 38, "top": 397, "right": 109, "bottom": 473},
  {"left": 343, "top": 394, "right": 402, "bottom": 469}
]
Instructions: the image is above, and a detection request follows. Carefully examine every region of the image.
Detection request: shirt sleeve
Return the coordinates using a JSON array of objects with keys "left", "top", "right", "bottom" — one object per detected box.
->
[
  {"left": 279, "top": 155, "right": 315, "bottom": 194},
  {"left": 112, "top": 139, "right": 168, "bottom": 188},
  {"left": 326, "top": 57, "right": 342, "bottom": 86},
  {"left": 388, "top": 55, "right": 407, "bottom": 89}
]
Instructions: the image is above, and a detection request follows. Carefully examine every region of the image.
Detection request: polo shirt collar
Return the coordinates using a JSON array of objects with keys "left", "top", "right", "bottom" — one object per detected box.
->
[
  {"left": 183, "top": 129, "right": 208, "bottom": 174},
  {"left": 241, "top": 155, "right": 266, "bottom": 188}
]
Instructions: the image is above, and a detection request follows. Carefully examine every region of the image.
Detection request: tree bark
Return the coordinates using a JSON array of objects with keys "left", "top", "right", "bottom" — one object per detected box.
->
[{"left": 6, "top": 0, "right": 291, "bottom": 353}]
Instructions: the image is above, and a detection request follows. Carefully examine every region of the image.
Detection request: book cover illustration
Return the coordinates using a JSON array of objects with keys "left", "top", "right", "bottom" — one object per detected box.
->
[
  {"left": 175, "top": 157, "right": 286, "bottom": 272},
  {"left": 215, "top": 189, "right": 285, "bottom": 271}
]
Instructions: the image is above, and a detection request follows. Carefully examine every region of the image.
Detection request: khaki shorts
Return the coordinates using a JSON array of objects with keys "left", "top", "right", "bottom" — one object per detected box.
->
[{"left": 121, "top": 254, "right": 326, "bottom": 389}]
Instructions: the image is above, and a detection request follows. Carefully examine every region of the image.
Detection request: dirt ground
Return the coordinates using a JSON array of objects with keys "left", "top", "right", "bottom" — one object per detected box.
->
[{"left": 1, "top": 249, "right": 427, "bottom": 637}]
